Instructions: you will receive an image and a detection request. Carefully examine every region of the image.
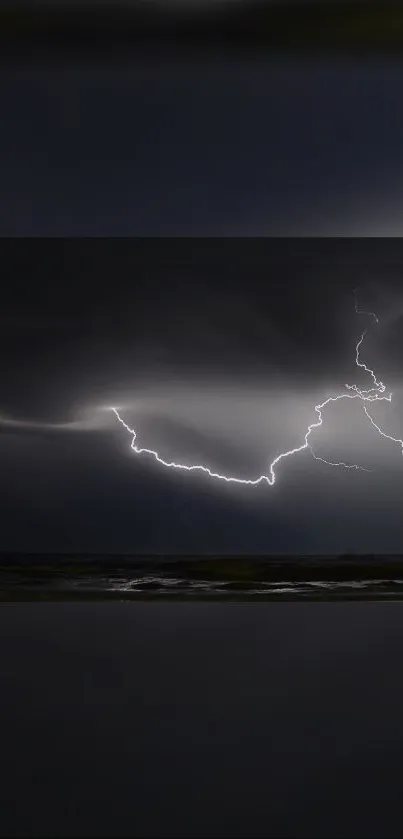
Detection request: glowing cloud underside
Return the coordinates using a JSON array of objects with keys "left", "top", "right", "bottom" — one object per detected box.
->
[{"left": 112, "top": 291, "right": 403, "bottom": 487}]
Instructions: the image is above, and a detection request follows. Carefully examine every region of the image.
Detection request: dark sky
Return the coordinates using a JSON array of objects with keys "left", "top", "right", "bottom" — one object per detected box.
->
[
  {"left": 3, "top": 54, "right": 403, "bottom": 236},
  {"left": 2, "top": 238, "right": 403, "bottom": 555},
  {"left": 3, "top": 8, "right": 403, "bottom": 555}
]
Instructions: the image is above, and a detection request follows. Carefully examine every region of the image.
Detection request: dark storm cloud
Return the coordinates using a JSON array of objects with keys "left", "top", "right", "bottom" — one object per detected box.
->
[
  {"left": 1, "top": 239, "right": 403, "bottom": 554},
  {"left": 0, "top": 239, "right": 386, "bottom": 416},
  {"left": 2, "top": 237, "right": 403, "bottom": 415},
  {"left": 0, "top": 315, "right": 81, "bottom": 333}
]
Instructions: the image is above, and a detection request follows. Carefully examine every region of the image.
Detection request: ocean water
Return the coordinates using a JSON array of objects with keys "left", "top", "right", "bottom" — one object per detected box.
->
[
  {"left": 29, "top": 573, "right": 403, "bottom": 600},
  {"left": 2, "top": 556, "right": 403, "bottom": 601},
  {"left": 62, "top": 573, "right": 403, "bottom": 599},
  {"left": 1, "top": 601, "right": 403, "bottom": 838}
]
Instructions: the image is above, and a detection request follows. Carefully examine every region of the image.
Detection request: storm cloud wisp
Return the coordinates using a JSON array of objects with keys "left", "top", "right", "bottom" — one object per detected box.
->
[{"left": 112, "top": 291, "right": 403, "bottom": 488}]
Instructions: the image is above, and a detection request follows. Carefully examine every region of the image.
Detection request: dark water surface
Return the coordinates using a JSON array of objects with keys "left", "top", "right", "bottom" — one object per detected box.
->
[
  {"left": 1, "top": 602, "right": 403, "bottom": 837},
  {"left": 3, "top": 572, "right": 403, "bottom": 600},
  {"left": 3, "top": 556, "right": 403, "bottom": 601}
]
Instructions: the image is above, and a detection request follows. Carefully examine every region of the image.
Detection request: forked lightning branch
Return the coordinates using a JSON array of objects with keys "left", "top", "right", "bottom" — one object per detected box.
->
[{"left": 112, "top": 291, "right": 403, "bottom": 487}]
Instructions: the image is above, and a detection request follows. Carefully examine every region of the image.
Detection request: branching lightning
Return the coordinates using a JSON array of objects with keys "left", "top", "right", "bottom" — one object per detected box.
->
[{"left": 112, "top": 289, "right": 403, "bottom": 487}]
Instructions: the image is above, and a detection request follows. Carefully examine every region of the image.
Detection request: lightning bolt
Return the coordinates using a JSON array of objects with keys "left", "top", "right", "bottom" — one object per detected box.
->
[
  {"left": 353, "top": 286, "right": 379, "bottom": 325},
  {"left": 112, "top": 290, "right": 403, "bottom": 486},
  {"left": 349, "top": 286, "right": 403, "bottom": 459},
  {"left": 111, "top": 406, "right": 271, "bottom": 485},
  {"left": 362, "top": 404, "right": 403, "bottom": 456}
]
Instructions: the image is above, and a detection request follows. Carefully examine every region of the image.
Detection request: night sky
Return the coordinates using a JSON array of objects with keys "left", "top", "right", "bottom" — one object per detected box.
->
[
  {"left": 3, "top": 1, "right": 403, "bottom": 555},
  {"left": 3, "top": 50, "right": 403, "bottom": 236},
  {"left": 2, "top": 238, "right": 403, "bottom": 555},
  {"left": 4, "top": 9, "right": 403, "bottom": 839}
]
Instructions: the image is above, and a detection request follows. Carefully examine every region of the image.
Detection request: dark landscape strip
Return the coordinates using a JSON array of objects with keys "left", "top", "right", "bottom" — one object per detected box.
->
[
  {"left": 2, "top": 557, "right": 403, "bottom": 582},
  {"left": 1, "top": 589, "right": 403, "bottom": 604},
  {"left": 1, "top": 1, "right": 403, "bottom": 54}
]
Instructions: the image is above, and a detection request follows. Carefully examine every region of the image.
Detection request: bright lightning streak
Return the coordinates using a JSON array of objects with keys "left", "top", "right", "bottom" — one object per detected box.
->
[
  {"left": 353, "top": 286, "right": 379, "bottom": 325},
  {"left": 112, "top": 290, "right": 403, "bottom": 486},
  {"left": 111, "top": 407, "right": 271, "bottom": 485},
  {"left": 345, "top": 330, "right": 386, "bottom": 396},
  {"left": 349, "top": 287, "right": 403, "bottom": 458},
  {"left": 362, "top": 404, "right": 403, "bottom": 456}
]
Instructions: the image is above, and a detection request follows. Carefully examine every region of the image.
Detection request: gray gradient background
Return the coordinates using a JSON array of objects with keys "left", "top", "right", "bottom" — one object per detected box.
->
[
  {"left": 2, "top": 56, "right": 403, "bottom": 236},
  {"left": 1, "top": 602, "right": 403, "bottom": 838}
]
